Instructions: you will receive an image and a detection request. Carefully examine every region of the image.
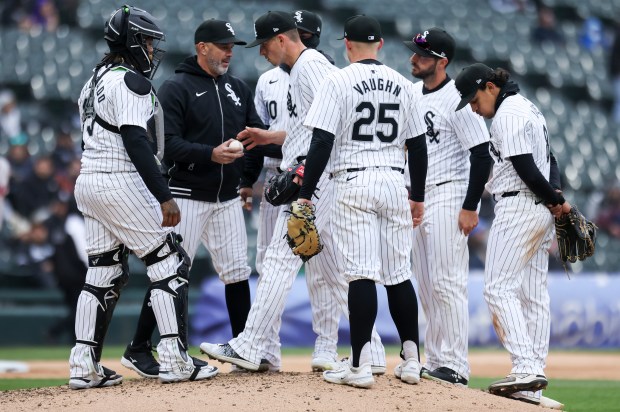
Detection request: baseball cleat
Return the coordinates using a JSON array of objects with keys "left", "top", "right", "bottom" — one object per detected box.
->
[
  {"left": 323, "top": 361, "right": 374, "bottom": 389},
  {"left": 158, "top": 338, "right": 218, "bottom": 383},
  {"left": 394, "top": 358, "right": 421, "bottom": 385},
  {"left": 199, "top": 342, "right": 260, "bottom": 371},
  {"left": 510, "top": 392, "right": 564, "bottom": 410},
  {"left": 311, "top": 356, "right": 339, "bottom": 372},
  {"left": 420, "top": 366, "right": 431, "bottom": 379},
  {"left": 329, "top": 357, "right": 386, "bottom": 375},
  {"left": 69, "top": 365, "right": 123, "bottom": 390},
  {"left": 488, "top": 373, "right": 548, "bottom": 396},
  {"left": 231, "top": 359, "right": 280, "bottom": 373},
  {"left": 371, "top": 364, "right": 386, "bottom": 375},
  {"left": 121, "top": 340, "right": 159, "bottom": 378},
  {"left": 424, "top": 367, "right": 468, "bottom": 387}
]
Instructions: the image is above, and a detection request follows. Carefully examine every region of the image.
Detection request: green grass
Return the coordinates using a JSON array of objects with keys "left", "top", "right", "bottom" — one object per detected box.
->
[
  {"left": 469, "top": 378, "right": 620, "bottom": 412},
  {"left": 0, "top": 379, "right": 66, "bottom": 391}
]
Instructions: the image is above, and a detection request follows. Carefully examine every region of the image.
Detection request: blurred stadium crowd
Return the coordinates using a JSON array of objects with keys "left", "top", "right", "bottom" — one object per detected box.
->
[{"left": 1, "top": 0, "right": 619, "bottom": 304}]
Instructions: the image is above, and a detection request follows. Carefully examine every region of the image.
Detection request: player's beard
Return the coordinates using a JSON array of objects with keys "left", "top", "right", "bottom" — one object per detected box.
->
[
  {"left": 207, "top": 57, "right": 229, "bottom": 76},
  {"left": 411, "top": 60, "right": 438, "bottom": 80}
]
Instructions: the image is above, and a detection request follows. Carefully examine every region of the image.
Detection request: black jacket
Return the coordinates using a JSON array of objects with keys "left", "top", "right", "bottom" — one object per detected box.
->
[{"left": 159, "top": 56, "right": 264, "bottom": 202}]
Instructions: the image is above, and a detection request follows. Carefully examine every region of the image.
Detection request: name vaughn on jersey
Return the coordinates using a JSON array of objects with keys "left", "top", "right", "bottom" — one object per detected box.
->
[{"left": 353, "top": 76, "right": 402, "bottom": 97}]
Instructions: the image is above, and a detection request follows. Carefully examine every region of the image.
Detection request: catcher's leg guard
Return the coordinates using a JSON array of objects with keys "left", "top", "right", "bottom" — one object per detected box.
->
[
  {"left": 142, "top": 233, "right": 191, "bottom": 348},
  {"left": 74, "top": 245, "right": 130, "bottom": 361}
]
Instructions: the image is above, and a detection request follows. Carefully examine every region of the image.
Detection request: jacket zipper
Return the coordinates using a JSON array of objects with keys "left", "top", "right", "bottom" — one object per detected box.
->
[{"left": 214, "top": 79, "right": 224, "bottom": 202}]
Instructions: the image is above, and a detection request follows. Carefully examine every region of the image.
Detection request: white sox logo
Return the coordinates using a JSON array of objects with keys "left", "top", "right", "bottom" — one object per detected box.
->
[
  {"left": 226, "top": 22, "right": 235, "bottom": 35},
  {"left": 287, "top": 90, "right": 297, "bottom": 117},
  {"left": 294, "top": 11, "right": 303, "bottom": 23},
  {"left": 225, "top": 83, "right": 241, "bottom": 106},
  {"left": 420, "top": 30, "right": 429, "bottom": 39},
  {"left": 424, "top": 111, "right": 440, "bottom": 143}
]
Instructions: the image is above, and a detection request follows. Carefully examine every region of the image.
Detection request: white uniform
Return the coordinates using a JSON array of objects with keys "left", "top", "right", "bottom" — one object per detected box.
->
[
  {"left": 229, "top": 49, "right": 386, "bottom": 367},
  {"left": 71, "top": 65, "right": 186, "bottom": 379},
  {"left": 484, "top": 93, "right": 554, "bottom": 401},
  {"left": 409, "top": 79, "right": 489, "bottom": 379},
  {"left": 305, "top": 61, "right": 425, "bottom": 285}
]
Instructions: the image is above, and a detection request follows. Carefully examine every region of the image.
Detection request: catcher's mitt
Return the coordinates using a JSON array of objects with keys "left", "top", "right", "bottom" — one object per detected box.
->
[
  {"left": 264, "top": 162, "right": 305, "bottom": 206},
  {"left": 285, "top": 201, "right": 323, "bottom": 262},
  {"left": 555, "top": 206, "right": 597, "bottom": 263}
]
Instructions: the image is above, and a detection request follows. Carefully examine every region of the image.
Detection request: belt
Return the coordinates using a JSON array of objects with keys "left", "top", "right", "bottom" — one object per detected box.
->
[
  {"left": 493, "top": 191, "right": 543, "bottom": 204},
  {"left": 330, "top": 166, "right": 404, "bottom": 179},
  {"left": 435, "top": 180, "right": 452, "bottom": 187}
]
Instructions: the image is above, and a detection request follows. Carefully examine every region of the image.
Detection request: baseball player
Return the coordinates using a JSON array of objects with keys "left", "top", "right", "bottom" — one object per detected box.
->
[
  {"left": 403, "top": 28, "right": 492, "bottom": 386},
  {"left": 299, "top": 15, "right": 428, "bottom": 389},
  {"left": 69, "top": 5, "right": 217, "bottom": 389},
  {"left": 239, "top": 10, "right": 343, "bottom": 372},
  {"left": 455, "top": 63, "right": 569, "bottom": 406},
  {"left": 201, "top": 11, "right": 387, "bottom": 374},
  {"left": 121, "top": 18, "right": 266, "bottom": 377}
]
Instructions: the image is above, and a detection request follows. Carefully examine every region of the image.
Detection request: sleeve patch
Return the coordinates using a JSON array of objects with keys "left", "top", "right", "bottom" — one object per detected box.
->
[{"left": 124, "top": 71, "right": 152, "bottom": 96}]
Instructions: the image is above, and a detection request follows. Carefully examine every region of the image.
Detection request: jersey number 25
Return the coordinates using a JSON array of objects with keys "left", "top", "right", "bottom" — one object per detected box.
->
[{"left": 352, "top": 102, "right": 399, "bottom": 143}]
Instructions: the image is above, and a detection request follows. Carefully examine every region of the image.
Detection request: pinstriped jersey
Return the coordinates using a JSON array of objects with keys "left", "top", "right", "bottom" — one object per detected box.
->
[
  {"left": 486, "top": 94, "right": 550, "bottom": 195},
  {"left": 78, "top": 65, "right": 157, "bottom": 173},
  {"left": 281, "top": 49, "right": 337, "bottom": 170},
  {"left": 304, "top": 60, "right": 425, "bottom": 171},
  {"left": 254, "top": 67, "right": 289, "bottom": 170},
  {"left": 412, "top": 79, "right": 489, "bottom": 185}
]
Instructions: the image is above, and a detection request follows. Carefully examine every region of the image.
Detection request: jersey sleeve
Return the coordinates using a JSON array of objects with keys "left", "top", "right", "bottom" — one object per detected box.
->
[
  {"left": 304, "top": 76, "right": 341, "bottom": 135},
  {"left": 254, "top": 76, "right": 270, "bottom": 126},
  {"left": 115, "top": 81, "right": 153, "bottom": 130},
  {"left": 495, "top": 114, "right": 533, "bottom": 158},
  {"left": 400, "top": 93, "right": 426, "bottom": 144},
  {"left": 451, "top": 105, "right": 489, "bottom": 150}
]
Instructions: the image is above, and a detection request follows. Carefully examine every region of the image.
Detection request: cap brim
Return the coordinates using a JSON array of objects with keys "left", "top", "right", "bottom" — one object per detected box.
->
[
  {"left": 455, "top": 91, "right": 476, "bottom": 111},
  {"left": 403, "top": 40, "right": 434, "bottom": 57},
  {"left": 212, "top": 36, "right": 247, "bottom": 46},
  {"left": 245, "top": 37, "right": 270, "bottom": 48}
]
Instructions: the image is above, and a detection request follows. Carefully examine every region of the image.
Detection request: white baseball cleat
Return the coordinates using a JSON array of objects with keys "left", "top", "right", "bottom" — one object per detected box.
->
[
  {"left": 394, "top": 358, "right": 421, "bottom": 384},
  {"left": 510, "top": 392, "right": 565, "bottom": 410},
  {"left": 157, "top": 338, "right": 218, "bottom": 383},
  {"left": 69, "top": 345, "right": 123, "bottom": 390},
  {"left": 323, "top": 361, "right": 374, "bottom": 389},
  {"left": 311, "top": 355, "right": 339, "bottom": 372}
]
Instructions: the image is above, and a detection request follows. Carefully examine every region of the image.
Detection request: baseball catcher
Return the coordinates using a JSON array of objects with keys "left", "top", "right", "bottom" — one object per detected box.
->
[
  {"left": 555, "top": 206, "right": 597, "bottom": 263},
  {"left": 264, "top": 162, "right": 305, "bottom": 206},
  {"left": 285, "top": 201, "right": 323, "bottom": 261}
]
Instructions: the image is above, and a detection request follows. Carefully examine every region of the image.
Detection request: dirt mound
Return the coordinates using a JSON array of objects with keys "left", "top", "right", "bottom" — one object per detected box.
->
[{"left": 1, "top": 373, "right": 551, "bottom": 412}]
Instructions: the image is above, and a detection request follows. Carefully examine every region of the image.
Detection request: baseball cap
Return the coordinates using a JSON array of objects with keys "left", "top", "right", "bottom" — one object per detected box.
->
[
  {"left": 454, "top": 63, "right": 494, "bottom": 111},
  {"left": 292, "top": 10, "right": 322, "bottom": 35},
  {"left": 246, "top": 11, "right": 297, "bottom": 48},
  {"left": 195, "top": 19, "right": 247, "bottom": 45},
  {"left": 404, "top": 28, "right": 455, "bottom": 60},
  {"left": 338, "top": 15, "right": 382, "bottom": 43}
]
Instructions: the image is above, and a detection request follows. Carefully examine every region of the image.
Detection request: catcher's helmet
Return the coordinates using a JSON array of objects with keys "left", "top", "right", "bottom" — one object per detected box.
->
[{"left": 104, "top": 5, "right": 165, "bottom": 79}]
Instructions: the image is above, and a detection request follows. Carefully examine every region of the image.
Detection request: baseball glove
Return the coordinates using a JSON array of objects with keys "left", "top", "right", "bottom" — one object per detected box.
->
[
  {"left": 555, "top": 206, "right": 597, "bottom": 263},
  {"left": 264, "top": 162, "right": 305, "bottom": 206},
  {"left": 285, "top": 201, "right": 323, "bottom": 262}
]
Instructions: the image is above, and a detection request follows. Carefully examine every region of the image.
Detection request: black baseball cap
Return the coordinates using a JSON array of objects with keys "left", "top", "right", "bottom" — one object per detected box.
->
[
  {"left": 246, "top": 11, "right": 297, "bottom": 48},
  {"left": 454, "top": 63, "right": 494, "bottom": 111},
  {"left": 403, "top": 28, "right": 455, "bottom": 60},
  {"left": 195, "top": 19, "right": 246, "bottom": 45},
  {"left": 292, "top": 10, "right": 322, "bottom": 35},
  {"left": 338, "top": 15, "right": 382, "bottom": 43}
]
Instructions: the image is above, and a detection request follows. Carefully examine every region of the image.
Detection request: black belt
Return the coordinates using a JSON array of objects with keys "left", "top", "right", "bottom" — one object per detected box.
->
[
  {"left": 435, "top": 180, "right": 452, "bottom": 187},
  {"left": 493, "top": 191, "right": 543, "bottom": 205},
  {"left": 345, "top": 167, "right": 404, "bottom": 173}
]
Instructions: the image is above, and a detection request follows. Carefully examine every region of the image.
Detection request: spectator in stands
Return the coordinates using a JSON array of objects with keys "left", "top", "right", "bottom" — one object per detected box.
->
[
  {"left": 51, "top": 130, "right": 79, "bottom": 172},
  {"left": 6, "top": 140, "right": 32, "bottom": 185},
  {"left": 610, "top": 19, "right": 620, "bottom": 124},
  {"left": 0, "top": 89, "right": 22, "bottom": 141},
  {"left": 18, "top": 0, "right": 59, "bottom": 32},
  {"left": 595, "top": 181, "right": 620, "bottom": 239},
  {"left": 530, "top": 6, "right": 564, "bottom": 46},
  {"left": 579, "top": 17, "right": 610, "bottom": 52},
  {"left": 8, "top": 154, "right": 59, "bottom": 220}
]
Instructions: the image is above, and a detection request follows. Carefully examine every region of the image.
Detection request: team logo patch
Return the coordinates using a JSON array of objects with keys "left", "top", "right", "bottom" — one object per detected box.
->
[
  {"left": 226, "top": 22, "right": 235, "bottom": 35},
  {"left": 294, "top": 11, "right": 303, "bottom": 23},
  {"left": 225, "top": 83, "right": 241, "bottom": 106}
]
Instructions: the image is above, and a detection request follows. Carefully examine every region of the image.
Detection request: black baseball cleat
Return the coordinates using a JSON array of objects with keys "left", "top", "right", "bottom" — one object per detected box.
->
[
  {"left": 420, "top": 366, "right": 431, "bottom": 379},
  {"left": 425, "top": 367, "right": 468, "bottom": 386},
  {"left": 121, "top": 340, "right": 160, "bottom": 378}
]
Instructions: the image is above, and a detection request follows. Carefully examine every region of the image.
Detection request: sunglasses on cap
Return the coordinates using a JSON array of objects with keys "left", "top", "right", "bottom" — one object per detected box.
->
[{"left": 413, "top": 33, "right": 446, "bottom": 59}]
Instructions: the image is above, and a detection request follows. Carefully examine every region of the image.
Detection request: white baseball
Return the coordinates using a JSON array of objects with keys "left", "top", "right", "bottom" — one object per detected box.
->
[{"left": 229, "top": 140, "right": 244, "bottom": 152}]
